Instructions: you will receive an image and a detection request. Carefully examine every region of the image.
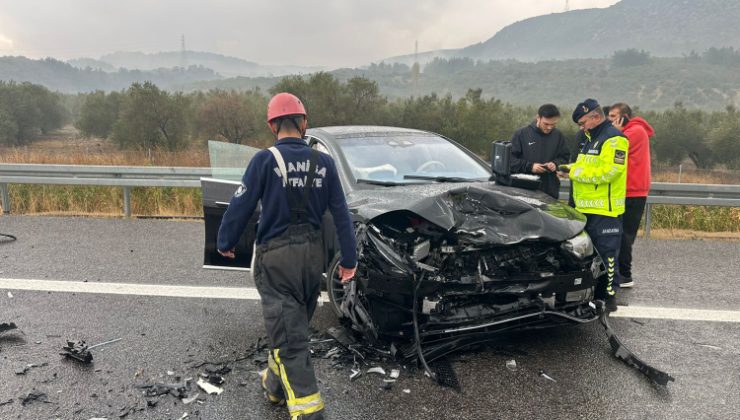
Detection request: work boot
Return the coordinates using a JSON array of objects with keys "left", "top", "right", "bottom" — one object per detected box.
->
[
  {"left": 260, "top": 369, "right": 285, "bottom": 405},
  {"left": 604, "top": 295, "right": 618, "bottom": 313},
  {"left": 620, "top": 277, "right": 634, "bottom": 288}
]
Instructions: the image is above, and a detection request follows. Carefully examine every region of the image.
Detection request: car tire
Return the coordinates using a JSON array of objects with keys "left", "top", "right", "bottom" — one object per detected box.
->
[{"left": 326, "top": 254, "right": 348, "bottom": 320}]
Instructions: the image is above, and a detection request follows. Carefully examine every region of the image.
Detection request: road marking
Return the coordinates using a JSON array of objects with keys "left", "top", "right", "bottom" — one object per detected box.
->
[
  {"left": 0, "top": 277, "right": 328, "bottom": 302},
  {"left": 2, "top": 278, "right": 740, "bottom": 323}
]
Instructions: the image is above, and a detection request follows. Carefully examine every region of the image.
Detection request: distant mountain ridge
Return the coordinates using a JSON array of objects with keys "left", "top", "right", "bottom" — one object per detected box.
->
[
  {"left": 386, "top": 0, "right": 740, "bottom": 63},
  {"left": 68, "top": 50, "right": 323, "bottom": 78}
]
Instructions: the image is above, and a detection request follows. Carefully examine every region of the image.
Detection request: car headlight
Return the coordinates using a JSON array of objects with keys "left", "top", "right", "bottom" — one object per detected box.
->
[{"left": 562, "top": 231, "right": 594, "bottom": 260}]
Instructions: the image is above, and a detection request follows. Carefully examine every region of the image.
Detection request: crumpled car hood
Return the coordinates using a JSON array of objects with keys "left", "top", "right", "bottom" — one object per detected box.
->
[{"left": 347, "top": 181, "right": 586, "bottom": 245}]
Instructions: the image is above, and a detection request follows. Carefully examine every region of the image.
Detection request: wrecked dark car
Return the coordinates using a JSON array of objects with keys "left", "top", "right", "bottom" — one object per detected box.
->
[{"left": 201, "top": 126, "right": 672, "bottom": 385}]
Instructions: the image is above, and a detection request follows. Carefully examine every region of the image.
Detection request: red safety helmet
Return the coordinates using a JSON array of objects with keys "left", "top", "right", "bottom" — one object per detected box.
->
[{"left": 267, "top": 92, "right": 307, "bottom": 123}]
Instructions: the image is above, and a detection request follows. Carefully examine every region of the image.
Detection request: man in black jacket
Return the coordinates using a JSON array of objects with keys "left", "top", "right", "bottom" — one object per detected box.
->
[{"left": 510, "top": 104, "right": 570, "bottom": 199}]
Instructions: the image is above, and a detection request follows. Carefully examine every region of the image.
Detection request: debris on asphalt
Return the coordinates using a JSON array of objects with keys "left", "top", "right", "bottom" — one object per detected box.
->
[
  {"left": 87, "top": 337, "right": 123, "bottom": 351},
  {"left": 15, "top": 362, "right": 48, "bottom": 375},
  {"left": 403, "top": 389, "right": 411, "bottom": 394},
  {"left": 696, "top": 343, "right": 722, "bottom": 351},
  {"left": 7, "top": 291, "right": 12, "bottom": 298},
  {"left": 390, "top": 369, "right": 400, "bottom": 379},
  {"left": 196, "top": 378, "right": 223, "bottom": 395},
  {"left": 432, "top": 359, "right": 461, "bottom": 391},
  {"left": 136, "top": 380, "right": 190, "bottom": 399},
  {"left": 178, "top": 413, "right": 189, "bottom": 419},
  {"left": 349, "top": 368, "right": 362, "bottom": 381},
  {"left": 367, "top": 366, "right": 386, "bottom": 375},
  {"left": 204, "top": 365, "right": 232, "bottom": 376},
  {"left": 0, "top": 399, "right": 13, "bottom": 406},
  {"left": 506, "top": 360, "right": 517, "bottom": 371},
  {"left": 61, "top": 340, "right": 93, "bottom": 363},
  {"left": 21, "top": 391, "right": 50, "bottom": 406},
  {"left": 630, "top": 318, "right": 646, "bottom": 326},
  {"left": 538, "top": 369, "right": 557, "bottom": 383},
  {"left": 599, "top": 311, "right": 675, "bottom": 386},
  {"left": 181, "top": 393, "right": 200, "bottom": 405},
  {"left": 0, "top": 322, "right": 18, "bottom": 334}
]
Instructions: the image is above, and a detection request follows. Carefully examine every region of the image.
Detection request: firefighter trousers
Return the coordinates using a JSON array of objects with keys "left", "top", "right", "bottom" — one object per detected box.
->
[
  {"left": 254, "top": 224, "right": 325, "bottom": 419},
  {"left": 585, "top": 214, "right": 622, "bottom": 297}
]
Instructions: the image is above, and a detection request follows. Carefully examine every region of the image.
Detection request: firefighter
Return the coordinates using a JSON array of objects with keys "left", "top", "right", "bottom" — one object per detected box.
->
[
  {"left": 216, "top": 92, "right": 357, "bottom": 419},
  {"left": 565, "top": 99, "right": 629, "bottom": 312}
]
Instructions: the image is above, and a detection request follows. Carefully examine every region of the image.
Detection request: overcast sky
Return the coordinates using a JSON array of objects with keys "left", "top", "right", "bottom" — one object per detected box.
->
[{"left": 0, "top": 0, "right": 619, "bottom": 67}]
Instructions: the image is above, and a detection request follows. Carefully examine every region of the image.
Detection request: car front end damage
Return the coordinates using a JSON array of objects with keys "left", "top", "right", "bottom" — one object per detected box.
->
[
  {"left": 329, "top": 183, "right": 674, "bottom": 385},
  {"left": 331, "top": 184, "right": 600, "bottom": 355}
]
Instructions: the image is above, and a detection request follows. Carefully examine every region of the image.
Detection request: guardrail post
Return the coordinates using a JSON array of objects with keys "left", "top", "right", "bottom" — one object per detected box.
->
[
  {"left": 123, "top": 186, "right": 131, "bottom": 218},
  {"left": 0, "top": 183, "right": 9, "bottom": 214},
  {"left": 644, "top": 203, "right": 652, "bottom": 239}
]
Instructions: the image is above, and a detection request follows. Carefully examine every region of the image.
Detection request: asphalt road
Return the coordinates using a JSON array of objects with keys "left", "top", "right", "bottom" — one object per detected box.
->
[{"left": 1, "top": 215, "right": 739, "bottom": 419}]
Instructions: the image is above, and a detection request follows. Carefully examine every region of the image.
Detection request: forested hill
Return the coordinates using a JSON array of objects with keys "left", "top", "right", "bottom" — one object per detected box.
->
[
  {"left": 0, "top": 56, "right": 220, "bottom": 92},
  {"left": 389, "top": 0, "right": 740, "bottom": 63},
  {"left": 468, "top": 0, "right": 740, "bottom": 60},
  {"left": 187, "top": 49, "right": 740, "bottom": 111}
]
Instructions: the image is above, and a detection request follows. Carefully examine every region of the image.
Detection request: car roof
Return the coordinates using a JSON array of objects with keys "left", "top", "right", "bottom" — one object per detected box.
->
[{"left": 308, "top": 126, "right": 435, "bottom": 139}]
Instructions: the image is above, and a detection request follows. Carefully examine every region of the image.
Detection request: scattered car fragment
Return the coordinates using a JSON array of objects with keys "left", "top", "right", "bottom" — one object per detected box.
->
[
  {"left": 196, "top": 378, "right": 223, "bottom": 395},
  {"left": 367, "top": 367, "right": 386, "bottom": 375},
  {"left": 20, "top": 391, "right": 49, "bottom": 406},
  {"left": 538, "top": 369, "right": 557, "bottom": 383},
  {"left": 599, "top": 309, "right": 675, "bottom": 386},
  {"left": 60, "top": 340, "right": 93, "bottom": 363},
  {"left": 0, "top": 322, "right": 18, "bottom": 334}
]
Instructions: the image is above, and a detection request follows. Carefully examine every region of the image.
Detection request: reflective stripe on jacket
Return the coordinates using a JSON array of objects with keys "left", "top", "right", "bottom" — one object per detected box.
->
[{"left": 570, "top": 120, "right": 629, "bottom": 217}]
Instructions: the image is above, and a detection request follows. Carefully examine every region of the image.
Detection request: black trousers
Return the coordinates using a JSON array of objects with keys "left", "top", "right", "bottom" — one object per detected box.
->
[
  {"left": 619, "top": 197, "right": 647, "bottom": 279},
  {"left": 254, "top": 224, "right": 326, "bottom": 420},
  {"left": 585, "top": 214, "right": 623, "bottom": 296}
]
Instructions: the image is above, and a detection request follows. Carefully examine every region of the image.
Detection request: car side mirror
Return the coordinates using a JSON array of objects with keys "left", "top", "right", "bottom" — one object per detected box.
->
[
  {"left": 491, "top": 141, "right": 511, "bottom": 181},
  {"left": 490, "top": 140, "right": 541, "bottom": 190}
]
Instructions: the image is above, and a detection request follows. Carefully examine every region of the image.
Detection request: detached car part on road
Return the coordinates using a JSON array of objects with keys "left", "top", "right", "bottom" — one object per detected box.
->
[{"left": 201, "top": 126, "right": 673, "bottom": 385}]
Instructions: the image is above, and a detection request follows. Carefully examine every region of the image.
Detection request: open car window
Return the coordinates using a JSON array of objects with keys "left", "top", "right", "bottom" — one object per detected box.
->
[{"left": 208, "top": 140, "right": 262, "bottom": 182}]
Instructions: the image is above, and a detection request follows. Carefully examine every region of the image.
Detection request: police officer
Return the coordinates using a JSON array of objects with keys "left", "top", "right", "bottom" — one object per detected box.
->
[
  {"left": 565, "top": 99, "right": 629, "bottom": 312},
  {"left": 217, "top": 93, "right": 357, "bottom": 419}
]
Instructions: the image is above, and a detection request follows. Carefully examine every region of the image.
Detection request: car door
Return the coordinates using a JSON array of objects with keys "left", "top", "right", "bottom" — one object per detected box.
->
[{"left": 201, "top": 140, "right": 262, "bottom": 270}]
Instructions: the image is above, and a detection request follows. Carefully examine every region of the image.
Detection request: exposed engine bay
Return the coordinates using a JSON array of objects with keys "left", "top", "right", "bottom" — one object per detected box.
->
[{"left": 327, "top": 183, "right": 674, "bottom": 385}]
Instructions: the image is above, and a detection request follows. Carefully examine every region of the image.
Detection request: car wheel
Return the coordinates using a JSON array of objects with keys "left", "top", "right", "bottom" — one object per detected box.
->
[{"left": 326, "top": 254, "right": 348, "bottom": 319}]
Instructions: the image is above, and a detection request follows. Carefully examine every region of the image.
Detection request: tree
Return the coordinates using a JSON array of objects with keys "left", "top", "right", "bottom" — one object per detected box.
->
[
  {"left": 195, "top": 90, "right": 263, "bottom": 145},
  {"left": 651, "top": 104, "right": 713, "bottom": 168},
  {"left": 0, "top": 107, "right": 19, "bottom": 146},
  {"left": 0, "top": 81, "right": 68, "bottom": 145},
  {"left": 707, "top": 111, "right": 740, "bottom": 169},
  {"left": 611, "top": 49, "right": 652, "bottom": 67},
  {"left": 111, "top": 82, "right": 190, "bottom": 151},
  {"left": 76, "top": 90, "right": 122, "bottom": 138}
]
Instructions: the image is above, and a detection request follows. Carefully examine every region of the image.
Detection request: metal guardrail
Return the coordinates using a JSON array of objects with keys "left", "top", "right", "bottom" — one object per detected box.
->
[
  {"left": 558, "top": 180, "right": 740, "bottom": 237},
  {"left": 0, "top": 164, "right": 211, "bottom": 217},
  {"left": 1, "top": 165, "right": 739, "bottom": 236}
]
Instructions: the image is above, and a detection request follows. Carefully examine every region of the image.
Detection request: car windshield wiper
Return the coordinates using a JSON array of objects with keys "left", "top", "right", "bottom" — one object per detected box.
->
[
  {"left": 356, "top": 178, "right": 404, "bottom": 186},
  {"left": 403, "top": 175, "right": 478, "bottom": 183}
]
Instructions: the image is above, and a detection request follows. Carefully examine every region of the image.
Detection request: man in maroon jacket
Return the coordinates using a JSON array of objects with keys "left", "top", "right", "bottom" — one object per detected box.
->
[{"left": 609, "top": 103, "right": 654, "bottom": 288}]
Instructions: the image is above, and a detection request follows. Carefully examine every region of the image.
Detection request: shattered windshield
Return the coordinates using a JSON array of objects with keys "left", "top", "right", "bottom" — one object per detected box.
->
[{"left": 336, "top": 134, "right": 491, "bottom": 184}]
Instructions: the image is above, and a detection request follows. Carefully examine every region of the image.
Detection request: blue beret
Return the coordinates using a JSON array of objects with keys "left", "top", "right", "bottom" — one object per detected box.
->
[{"left": 572, "top": 99, "right": 600, "bottom": 123}]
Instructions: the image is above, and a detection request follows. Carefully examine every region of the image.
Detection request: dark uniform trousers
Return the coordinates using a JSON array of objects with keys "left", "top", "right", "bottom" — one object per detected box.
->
[
  {"left": 619, "top": 197, "right": 646, "bottom": 280},
  {"left": 585, "top": 214, "right": 622, "bottom": 297},
  {"left": 254, "top": 224, "right": 326, "bottom": 419}
]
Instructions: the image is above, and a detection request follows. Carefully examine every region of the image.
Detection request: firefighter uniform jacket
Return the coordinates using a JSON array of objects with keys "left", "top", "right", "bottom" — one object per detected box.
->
[
  {"left": 569, "top": 120, "right": 629, "bottom": 217},
  {"left": 217, "top": 137, "right": 357, "bottom": 269}
]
